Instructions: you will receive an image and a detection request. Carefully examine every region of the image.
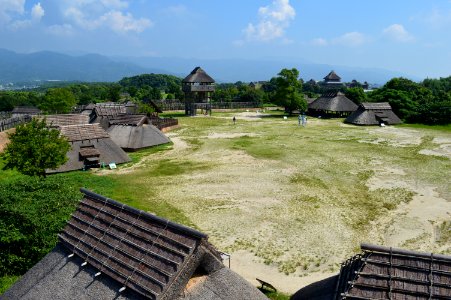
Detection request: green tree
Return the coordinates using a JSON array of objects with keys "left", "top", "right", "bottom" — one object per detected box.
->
[
  {"left": 273, "top": 68, "right": 306, "bottom": 114},
  {"left": 40, "top": 88, "right": 77, "bottom": 114},
  {"left": 3, "top": 119, "right": 70, "bottom": 178},
  {"left": 345, "top": 87, "right": 367, "bottom": 104}
]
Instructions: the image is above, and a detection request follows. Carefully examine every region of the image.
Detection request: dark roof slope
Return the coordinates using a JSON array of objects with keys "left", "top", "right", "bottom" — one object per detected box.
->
[
  {"left": 182, "top": 67, "right": 215, "bottom": 84},
  {"left": 345, "top": 102, "right": 402, "bottom": 125},
  {"left": 3, "top": 189, "right": 266, "bottom": 300},
  {"left": 38, "top": 114, "right": 90, "bottom": 128},
  {"left": 323, "top": 71, "right": 341, "bottom": 81},
  {"left": 309, "top": 92, "right": 358, "bottom": 112},
  {"left": 336, "top": 243, "right": 451, "bottom": 300}
]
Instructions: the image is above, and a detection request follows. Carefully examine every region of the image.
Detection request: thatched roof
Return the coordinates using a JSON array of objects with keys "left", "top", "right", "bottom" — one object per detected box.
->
[
  {"left": 292, "top": 243, "right": 451, "bottom": 300},
  {"left": 337, "top": 243, "right": 451, "bottom": 299},
  {"left": 49, "top": 124, "right": 131, "bottom": 173},
  {"left": 109, "top": 114, "right": 148, "bottom": 126},
  {"left": 345, "top": 102, "right": 402, "bottom": 125},
  {"left": 309, "top": 92, "right": 358, "bottom": 112},
  {"left": 3, "top": 189, "right": 266, "bottom": 300},
  {"left": 94, "top": 105, "right": 127, "bottom": 117},
  {"left": 37, "top": 114, "right": 90, "bottom": 128},
  {"left": 107, "top": 122, "right": 171, "bottom": 151},
  {"left": 60, "top": 124, "right": 110, "bottom": 142},
  {"left": 323, "top": 71, "right": 341, "bottom": 82},
  {"left": 182, "top": 67, "right": 215, "bottom": 84},
  {"left": 11, "top": 106, "right": 41, "bottom": 115}
]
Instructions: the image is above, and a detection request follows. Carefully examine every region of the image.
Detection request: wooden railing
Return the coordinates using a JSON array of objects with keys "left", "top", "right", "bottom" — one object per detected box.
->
[{"left": 0, "top": 115, "right": 31, "bottom": 132}]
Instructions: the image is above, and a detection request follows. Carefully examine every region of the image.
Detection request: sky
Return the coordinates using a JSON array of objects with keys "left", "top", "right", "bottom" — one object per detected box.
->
[{"left": 0, "top": 0, "right": 450, "bottom": 79}]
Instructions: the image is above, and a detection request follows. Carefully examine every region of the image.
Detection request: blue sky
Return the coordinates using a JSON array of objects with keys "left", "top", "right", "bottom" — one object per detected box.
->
[{"left": 0, "top": 0, "right": 450, "bottom": 79}]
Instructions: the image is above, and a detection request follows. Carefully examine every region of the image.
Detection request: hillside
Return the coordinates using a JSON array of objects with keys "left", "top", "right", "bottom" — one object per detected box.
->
[{"left": 0, "top": 49, "right": 164, "bottom": 84}]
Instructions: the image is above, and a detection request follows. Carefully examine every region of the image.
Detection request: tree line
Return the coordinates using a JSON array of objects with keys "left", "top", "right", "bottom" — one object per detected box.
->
[{"left": 0, "top": 71, "right": 449, "bottom": 125}]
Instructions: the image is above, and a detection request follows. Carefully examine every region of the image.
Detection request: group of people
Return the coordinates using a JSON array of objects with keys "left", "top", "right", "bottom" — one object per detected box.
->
[{"left": 298, "top": 114, "right": 307, "bottom": 127}]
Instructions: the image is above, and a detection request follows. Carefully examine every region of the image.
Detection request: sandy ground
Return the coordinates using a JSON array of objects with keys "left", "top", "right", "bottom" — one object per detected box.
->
[
  {"left": 159, "top": 113, "right": 451, "bottom": 294},
  {"left": 0, "top": 129, "right": 13, "bottom": 152}
]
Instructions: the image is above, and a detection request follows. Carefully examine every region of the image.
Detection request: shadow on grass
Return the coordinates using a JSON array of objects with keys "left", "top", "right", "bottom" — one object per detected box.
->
[{"left": 259, "top": 288, "right": 291, "bottom": 300}]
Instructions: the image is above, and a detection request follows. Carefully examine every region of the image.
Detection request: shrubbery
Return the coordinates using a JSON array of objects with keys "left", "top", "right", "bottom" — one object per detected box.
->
[{"left": 0, "top": 176, "right": 80, "bottom": 277}]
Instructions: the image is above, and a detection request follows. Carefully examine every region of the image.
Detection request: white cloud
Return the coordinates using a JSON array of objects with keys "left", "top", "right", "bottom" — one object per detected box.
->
[
  {"left": 100, "top": 11, "right": 152, "bottom": 33},
  {"left": 46, "top": 23, "right": 74, "bottom": 36},
  {"left": 310, "top": 38, "right": 328, "bottom": 46},
  {"left": 383, "top": 24, "right": 414, "bottom": 42},
  {"left": 62, "top": 1, "right": 152, "bottom": 33},
  {"left": 8, "top": 2, "right": 44, "bottom": 30},
  {"left": 31, "top": 3, "right": 44, "bottom": 21},
  {"left": 414, "top": 8, "right": 451, "bottom": 28},
  {"left": 0, "top": 0, "right": 25, "bottom": 24},
  {"left": 243, "top": 0, "right": 295, "bottom": 42},
  {"left": 332, "top": 32, "right": 367, "bottom": 46}
]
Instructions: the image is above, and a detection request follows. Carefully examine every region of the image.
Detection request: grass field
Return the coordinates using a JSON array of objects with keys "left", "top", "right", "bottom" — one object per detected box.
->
[{"left": 1, "top": 109, "right": 450, "bottom": 295}]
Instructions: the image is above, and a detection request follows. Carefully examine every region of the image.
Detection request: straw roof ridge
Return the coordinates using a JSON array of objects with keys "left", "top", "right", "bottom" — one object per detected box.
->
[
  {"left": 182, "top": 67, "right": 215, "bottom": 84},
  {"left": 323, "top": 71, "right": 341, "bottom": 81}
]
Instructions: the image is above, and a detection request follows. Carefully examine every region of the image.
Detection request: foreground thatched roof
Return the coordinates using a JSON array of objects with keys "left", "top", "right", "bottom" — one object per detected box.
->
[
  {"left": 293, "top": 243, "right": 451, "bottom": 300},
  {"left": 182, "top": 67, "right": 215, "bottom": 84},
  {"left": 309, "top": 92, "right": 358, "bottom": 113},
  {"left": 345, "top": 102, "right": 402, "bottom": 125},
  {"left": 3, "top": 189, "right": 266, "bottom": 300}
]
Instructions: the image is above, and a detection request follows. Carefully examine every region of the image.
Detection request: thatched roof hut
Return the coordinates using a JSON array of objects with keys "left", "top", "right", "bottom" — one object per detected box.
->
[
  {"left": 323, "top": 71, "right": 341, "bottom": 82},
  {"left": 107, "top": 114, "right": 170, "bottom": 151},
  {"left": 37, "top": 114, "right": 90, "bottom": 128},
  {"left": 309, "top": 92, "right": 358, "bottom": 117},
  {"left": 89, "top": 102, "right": 127, "bottom": 130},
  {"left": 11, "top": 106, "right": 41, "bottom": 118},
  {"left": 345, "top": 102, "right": 402, "bottom": 126},
  {"left": 182, "top": 67, "right": 215, "bottom": 84},
  {"left": 292, "top": 243, "right": 451, "bottom": 300},
  {"left": 3, "top": 189, "right": 266, "bottom": 300},
  {"left": 48, "top": 124, "right": 130, "bottom": 173}
]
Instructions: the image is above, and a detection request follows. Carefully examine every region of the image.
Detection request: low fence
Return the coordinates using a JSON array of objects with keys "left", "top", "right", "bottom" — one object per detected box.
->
[
  {"left": 0, "top": 115, "right": 31, "bottom": 132},
  {"left": 149, "top": 117, "right": 179, "bottom": 130},
  {"left": 152, "top": 100, "right": 261, "bottom": 111},
  {"left": 0, "top": 112, "right": 12, "bottom": 120}
]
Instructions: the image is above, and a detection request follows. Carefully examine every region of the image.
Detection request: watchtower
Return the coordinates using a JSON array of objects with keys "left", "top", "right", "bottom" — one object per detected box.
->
[{"left": 182, "top": 67, "right": 215, "bottom": 116}]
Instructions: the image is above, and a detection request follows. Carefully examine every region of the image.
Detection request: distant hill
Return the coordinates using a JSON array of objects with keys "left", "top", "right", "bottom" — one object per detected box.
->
[
  {"left": 0, "top": 49, "right": 419, "bottom": 86},
  {"left": 0, "top": 49, "right": 164, "bottom": 84}
]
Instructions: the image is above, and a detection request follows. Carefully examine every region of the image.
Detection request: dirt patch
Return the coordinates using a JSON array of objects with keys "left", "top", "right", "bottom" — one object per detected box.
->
[{"left": 0, "top": 129, "right": 14, "bottom": 153}]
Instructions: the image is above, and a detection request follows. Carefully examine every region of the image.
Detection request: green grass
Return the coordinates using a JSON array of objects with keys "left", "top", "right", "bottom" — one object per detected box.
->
[
  {"left": 260, "top": 289, "right": 291, "bottom": 300},
  {"left": 0, "top": 276, "right": 20, "bottom": 294},
  {"left": 397, "top": 123, "right": 451, "bottom": 132}
]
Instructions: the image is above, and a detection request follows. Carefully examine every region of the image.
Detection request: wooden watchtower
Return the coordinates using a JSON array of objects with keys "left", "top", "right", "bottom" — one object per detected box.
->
[{"left": 182, "top": 67, "right": 215, "bottom": 116}]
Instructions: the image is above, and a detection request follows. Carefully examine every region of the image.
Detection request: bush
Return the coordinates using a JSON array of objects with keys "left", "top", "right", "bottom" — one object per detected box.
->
[{"left": 0, "top": 176, "right": 80, "bottom": 276}]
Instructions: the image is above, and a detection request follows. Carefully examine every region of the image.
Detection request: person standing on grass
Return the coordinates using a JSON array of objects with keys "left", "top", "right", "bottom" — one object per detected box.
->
[
  {"left": 233, "top": 116, "right": 236, "bottom": 125},
  {"left": 298, "top": 114, "right": 302, "bottom": 126}
]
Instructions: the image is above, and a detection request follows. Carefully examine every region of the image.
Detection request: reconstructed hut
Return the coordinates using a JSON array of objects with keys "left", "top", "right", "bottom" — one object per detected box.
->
[
  {"left": 292, "top": 243, "right": 451, "bottom": 300},
  {"left": 3, "top": 189, "right": 267, "bottom": 300},
  {"left": 182, "top": 67, "right": 215, "bottom": 116},
  {"left": 38, "top": 114, "right": 90, "bottom": 128},
  {"left": 107, "top": 114, "right": 170, "bottom": 151},
  {"left": 90, "top": 103, "right": 128, "bottom": 129},
  {"left": 11, "top": 106, "right": 41, "bottom": 118},
  {"left": 345, "top": 102, "right": 402, "bottom": 126},
  {"left": 48, "top": 124, "right": 131, "bottom": 173},
  {"left": 309, "top": 91, "right": 358, "bottom": 117}
]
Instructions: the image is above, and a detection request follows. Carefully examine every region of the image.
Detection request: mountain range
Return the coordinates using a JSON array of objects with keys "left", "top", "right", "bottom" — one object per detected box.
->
[{"left": 0, "top": 48, "right": 418, "bottom": 86}]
